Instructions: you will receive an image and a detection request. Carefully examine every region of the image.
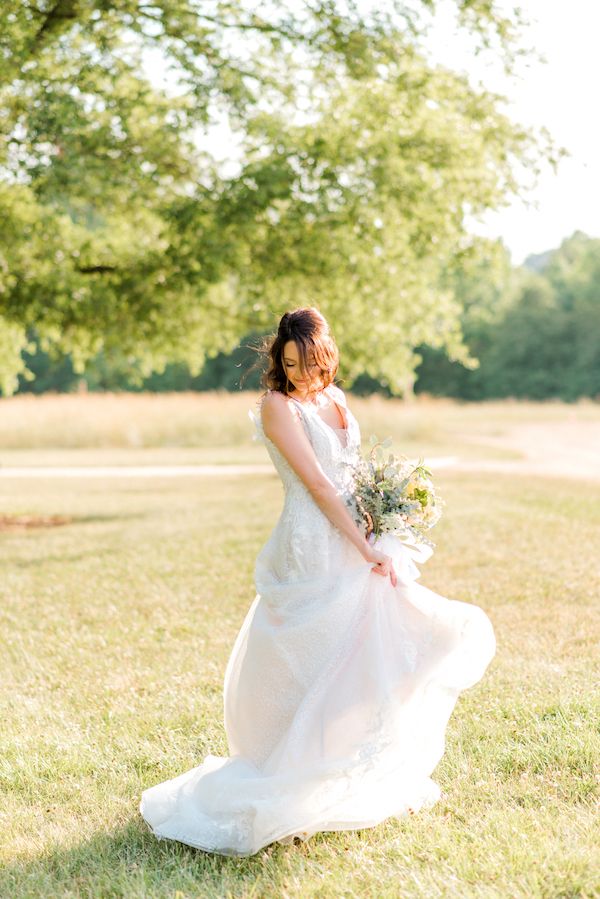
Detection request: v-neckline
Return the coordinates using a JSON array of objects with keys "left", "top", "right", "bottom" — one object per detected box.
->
[{"left": 288, "top": 389, "right": 349, "bottom": 444}]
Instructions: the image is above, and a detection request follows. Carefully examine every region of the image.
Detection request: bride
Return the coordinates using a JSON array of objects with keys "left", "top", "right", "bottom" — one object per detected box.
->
[{"left": 139, "top": 306, "right": 496, "bottom": 856}]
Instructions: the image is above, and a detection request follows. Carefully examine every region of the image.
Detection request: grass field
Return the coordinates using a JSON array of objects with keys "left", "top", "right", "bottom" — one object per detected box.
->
[{"left": 1, "top": 393, "right": 599, "bottom": 897}]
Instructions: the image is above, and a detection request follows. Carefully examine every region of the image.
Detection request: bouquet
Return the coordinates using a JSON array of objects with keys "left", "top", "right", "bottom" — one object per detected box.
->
[{"left": 344, "top": 435, "right": 444, "bottom": 550}]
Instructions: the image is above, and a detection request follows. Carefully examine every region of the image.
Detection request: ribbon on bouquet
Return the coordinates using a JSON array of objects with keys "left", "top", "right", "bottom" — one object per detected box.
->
[{"left": 368, "top": 530, "right": 433, "bottom": 586}]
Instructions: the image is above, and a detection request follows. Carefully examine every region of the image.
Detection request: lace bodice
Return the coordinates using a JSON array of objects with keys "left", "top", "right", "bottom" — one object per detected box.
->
[
  {"left": 248, "top": 383, "right": 363, "bottom": 585},
  {"left": 248, "top": 383, "right": 361, "bottom": 496}
]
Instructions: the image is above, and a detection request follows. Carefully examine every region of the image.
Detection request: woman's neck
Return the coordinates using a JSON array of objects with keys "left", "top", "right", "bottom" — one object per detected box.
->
[{"left": 289, "top": 385, "right": 326, "bottom": 405}]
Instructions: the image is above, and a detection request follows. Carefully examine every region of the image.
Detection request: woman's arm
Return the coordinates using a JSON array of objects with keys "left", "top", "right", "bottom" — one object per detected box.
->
[{"left": 261, "top": 391, "right": 396, "bottom": 584}]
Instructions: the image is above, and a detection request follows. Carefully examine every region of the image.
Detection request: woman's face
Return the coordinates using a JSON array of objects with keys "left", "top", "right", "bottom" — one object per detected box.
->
[{"left": 282, "top": 340, "right": 321, "bottom": 394}]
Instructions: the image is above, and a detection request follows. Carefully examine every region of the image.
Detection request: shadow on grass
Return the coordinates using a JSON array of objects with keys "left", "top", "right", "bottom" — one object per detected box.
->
[
  {"left": 1, "top": 512, "right": 154, "bottom": 566},
  {"left": 1, "top": 820, "right": 295, "bottom": 897},
  {"left": 76, "top": 512, "right": 152, "bottom": 525},
  {"left": 6, "top": 550, "right": 119, "bottom": 567},
  {"left": 0, "top": 511, "right": 149, "bottom": 530}
]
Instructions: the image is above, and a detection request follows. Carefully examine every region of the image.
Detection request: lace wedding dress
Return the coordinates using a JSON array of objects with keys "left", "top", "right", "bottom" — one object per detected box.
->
[{"left": 139, "top": 383, "right": 496, "bottom": 855}]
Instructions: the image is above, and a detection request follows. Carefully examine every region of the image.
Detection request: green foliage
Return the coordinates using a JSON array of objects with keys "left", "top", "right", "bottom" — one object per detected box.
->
[
  {"left": 0, "top": 1, "right": 558, "bottom": 395},
  {"left": 13, "top": 233, "right": 600, "bottom": 401},
  {"left": 416, "top": 231, "right": 600, "bottom": 400},
  {"left": 0, "top": 316, "right": 34, "bottom": 395}
]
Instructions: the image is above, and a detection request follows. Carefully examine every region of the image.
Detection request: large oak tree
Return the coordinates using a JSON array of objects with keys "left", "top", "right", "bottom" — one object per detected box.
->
[{"left": 0, "top": 1, "right": 561, "bottom": 394}]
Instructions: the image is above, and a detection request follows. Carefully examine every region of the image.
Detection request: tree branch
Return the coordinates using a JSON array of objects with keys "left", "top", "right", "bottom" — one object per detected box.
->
[
  {"left": 77, "top": 265, "right": 117, "bottom": 274},
  {"left": 31, "top": 0, "right": 83, "bottom": 49}
]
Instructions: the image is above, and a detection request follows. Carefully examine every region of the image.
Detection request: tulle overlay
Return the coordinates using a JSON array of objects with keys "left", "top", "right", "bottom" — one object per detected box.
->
[{"left": 140, "top": 384, "right": 496, "bottom": 855}]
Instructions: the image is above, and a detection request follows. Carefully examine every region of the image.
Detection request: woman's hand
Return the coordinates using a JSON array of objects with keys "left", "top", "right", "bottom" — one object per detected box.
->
[{"left": 363, "top": 544, "right": 397, "bottom": 587}]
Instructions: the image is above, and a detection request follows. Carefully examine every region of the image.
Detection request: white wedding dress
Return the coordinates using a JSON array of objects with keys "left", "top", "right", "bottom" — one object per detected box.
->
[{"left": 139, "top": 383, "right": 496, "bottom": 855}]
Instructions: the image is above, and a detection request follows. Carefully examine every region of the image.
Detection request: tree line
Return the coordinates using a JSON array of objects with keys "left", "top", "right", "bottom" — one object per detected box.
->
[
  {"left": 415, "top": 230, "right": 600, "bottom": 401},
  {"left": 10, "top": 230, "right": 600, "bottom": 401}
]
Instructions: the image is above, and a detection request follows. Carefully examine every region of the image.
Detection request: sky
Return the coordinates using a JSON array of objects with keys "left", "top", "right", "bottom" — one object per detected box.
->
[{"left": 426, "top": 0, "right": 600, "bottom": 264}]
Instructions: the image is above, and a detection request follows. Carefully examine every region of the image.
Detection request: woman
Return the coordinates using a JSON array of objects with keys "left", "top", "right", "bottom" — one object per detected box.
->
[{"left": 140, "top": 306, "right": 496, "bottom": 856}]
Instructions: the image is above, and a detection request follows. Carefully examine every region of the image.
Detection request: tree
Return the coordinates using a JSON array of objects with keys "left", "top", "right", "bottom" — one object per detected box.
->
[
  {"left": 415, "top": 236, "right": 518, "bottom": 398},
  {"left": 0, "top": 1, "right": 561, "bottom": 395},
  {"left": 415, "top": 231, "right": 600, "bottom": 400},
  {"left": 544, "top": 232, "right": 600, "bottom": 398}
]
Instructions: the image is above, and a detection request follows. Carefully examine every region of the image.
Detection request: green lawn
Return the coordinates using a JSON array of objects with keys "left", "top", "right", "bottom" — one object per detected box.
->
[{"left": 1, "top": 461, "right": 598, "bottom": 897}]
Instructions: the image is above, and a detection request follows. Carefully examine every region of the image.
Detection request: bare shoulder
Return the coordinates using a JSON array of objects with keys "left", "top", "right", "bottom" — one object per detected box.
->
[
  {"left": 261, "top": 389, "right": 291, "bottom": 414},
  {"left": 261, "top": 390, "right": 300, "bottom": 427}
]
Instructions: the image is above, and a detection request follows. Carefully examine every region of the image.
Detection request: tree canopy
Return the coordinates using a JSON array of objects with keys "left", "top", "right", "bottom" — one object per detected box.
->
[
  {"left": 0, "top": 1, "right": 561, "bottom": 395},
  {"left": 414, "top": 231, "right": 600, "bottom": 401}
]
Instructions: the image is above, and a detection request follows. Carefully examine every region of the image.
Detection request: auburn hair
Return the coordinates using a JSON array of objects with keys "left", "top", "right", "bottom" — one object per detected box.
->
[{"left": 257, "top": 307, "right": 339, "bottom": 399}]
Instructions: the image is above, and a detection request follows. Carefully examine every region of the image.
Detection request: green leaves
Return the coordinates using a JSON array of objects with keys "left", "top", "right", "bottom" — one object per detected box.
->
[
  {"left": 349, "top": 431, "right": 443, "bottom": 543},
  {"left": 416, "top": 231, "right": 600, "bottom": 401},
  {"left": 0, "top": 316, "right": 35, "bottom": 395},
  {"left": 0, "top": 2, "right": 558, "bottom": 394}
]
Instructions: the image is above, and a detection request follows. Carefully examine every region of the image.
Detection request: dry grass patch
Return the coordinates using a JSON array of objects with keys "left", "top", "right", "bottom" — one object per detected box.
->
[
  {"left": 2, "top": 392, "right": 599, "bottom": 463},
  {"left": 0, "top": 513, "right": 73, "bottom": 531}
]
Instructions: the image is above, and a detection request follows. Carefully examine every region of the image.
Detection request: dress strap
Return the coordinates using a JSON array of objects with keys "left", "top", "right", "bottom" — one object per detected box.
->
[
  {"left": 282, "top": 393, "right": 305, "bottom": 424},
  {"left": 324, "top": 382, "right": 347, "bottom": 408}
]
